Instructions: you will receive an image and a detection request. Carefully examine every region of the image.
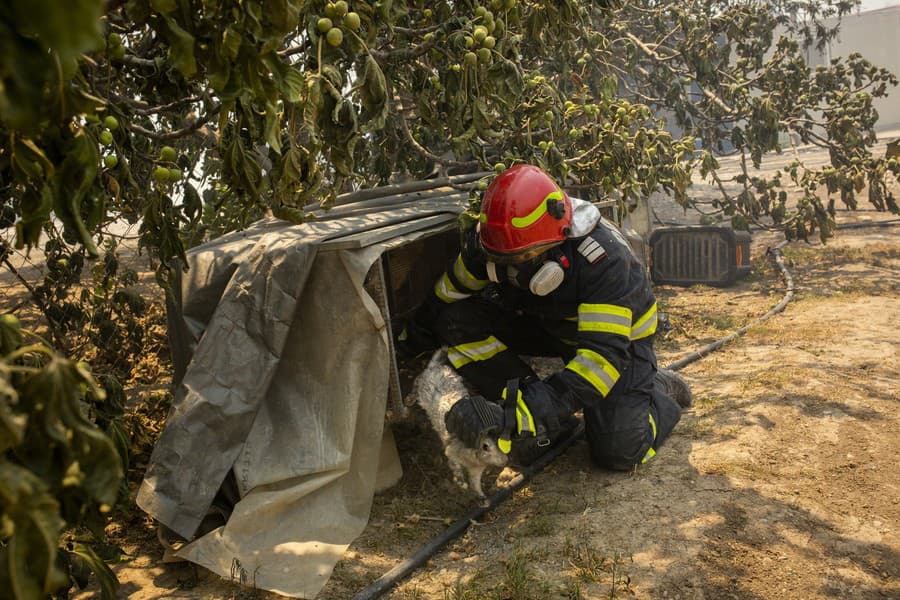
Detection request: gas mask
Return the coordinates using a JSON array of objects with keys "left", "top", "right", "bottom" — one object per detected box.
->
[{"left": 485, "top": 248, "right": 569, "bottom": 296}]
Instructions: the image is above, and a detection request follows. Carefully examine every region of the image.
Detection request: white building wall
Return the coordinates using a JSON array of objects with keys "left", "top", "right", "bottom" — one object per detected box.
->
[{"left": 808, "top": 6, "right": 900, "bottom": 129}]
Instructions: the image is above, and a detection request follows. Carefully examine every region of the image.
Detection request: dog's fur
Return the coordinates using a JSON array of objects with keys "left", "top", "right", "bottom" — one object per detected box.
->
[{"left": 406, "top": 349, "right": 507, "bottom": 497}]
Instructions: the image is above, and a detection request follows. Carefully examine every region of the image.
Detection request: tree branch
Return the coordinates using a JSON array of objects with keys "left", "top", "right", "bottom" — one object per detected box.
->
[
  {"left": 129, "top": 105, "right": 220, "bottom": 142},
  {"left": 395, "top": 103, "right": 480, "bottom": 169},
  {"left": 1, "top": 250, "right": 67, "bottom": 352}
]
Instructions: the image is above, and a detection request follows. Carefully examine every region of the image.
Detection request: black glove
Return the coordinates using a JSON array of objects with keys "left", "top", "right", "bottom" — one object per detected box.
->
[
  {"left": 497, "top": 378, "right": 574, "bottom": 452},
  {"left": 444, "top": 395, "right": 505, "bottom": 449}
]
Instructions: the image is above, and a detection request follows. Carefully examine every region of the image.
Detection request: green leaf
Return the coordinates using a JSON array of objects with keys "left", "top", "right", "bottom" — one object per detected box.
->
[
  {"left": 221, "top": 26, "right": 242, "bottom": 61},
  {"left": 264, "top": 0, "right": 301, "bottom": 37},
  {"left": 282, "top": 67, "right": 305, "bottom": 104},
  {"left": 0, "top": 460, "right": 67, "bottom": 599},
  {"left": 598, "top": 75, "right": 618, "bottom": 99},
  {"left": 264, "top": 101, "right": 282, "bottom": 154},
  {"left": 356, "top": 55, "right": 388, "bottom": 133},
  {"left": 161, "top": 15, "right": 197, "bottom": 78},
  {"left": 0, "top": 383, "right": 26, "bottom": 452},
  {"left": 150, "top": 0, "right": 178, "bottom": 14},
  {"left": 20, "top": 359, "right": 123, "bottom": 506},
  {"left": 68, "top": 543, "right": 120, "bottom": 600}
]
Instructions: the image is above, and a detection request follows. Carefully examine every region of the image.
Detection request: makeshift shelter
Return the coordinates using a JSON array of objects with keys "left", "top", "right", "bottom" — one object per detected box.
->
[{"left": 136, "top": 174, "right": 485, "bottom": 598}]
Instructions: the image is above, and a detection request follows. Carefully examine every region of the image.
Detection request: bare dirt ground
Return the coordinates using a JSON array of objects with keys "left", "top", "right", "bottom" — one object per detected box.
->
[{"left": 66, "top": 137, "right": 899, "bottom": 599}]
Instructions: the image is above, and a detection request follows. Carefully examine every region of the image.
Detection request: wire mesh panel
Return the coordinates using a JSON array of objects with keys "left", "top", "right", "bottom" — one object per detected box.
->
[{"left": 363, "top": 227, "right": 460, "bottom": 413}]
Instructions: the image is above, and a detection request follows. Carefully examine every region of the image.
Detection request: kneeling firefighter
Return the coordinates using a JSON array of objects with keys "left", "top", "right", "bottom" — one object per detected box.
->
[{"left": 398, "top": 164, "right": 692, "bottom": 469}]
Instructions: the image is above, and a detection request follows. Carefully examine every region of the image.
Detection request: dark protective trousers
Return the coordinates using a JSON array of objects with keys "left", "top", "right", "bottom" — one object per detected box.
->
[{"left": 432, "top": 297, "right": 682, "bottom": 470}]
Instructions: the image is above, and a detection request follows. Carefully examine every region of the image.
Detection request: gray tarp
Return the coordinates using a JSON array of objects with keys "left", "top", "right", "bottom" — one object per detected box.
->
[{"left": 136, "top": 201, "right": 463, "bottom": 598}]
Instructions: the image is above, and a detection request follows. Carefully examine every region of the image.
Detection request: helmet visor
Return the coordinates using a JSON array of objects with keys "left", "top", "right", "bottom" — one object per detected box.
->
[{"left": 481, "top": 240, "right": 562, "bottom": 265}]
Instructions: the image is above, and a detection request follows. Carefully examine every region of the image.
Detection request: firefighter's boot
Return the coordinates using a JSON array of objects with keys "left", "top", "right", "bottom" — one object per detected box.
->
[{"left": 656, "top": 368, "right": 692, "bottom": 408}]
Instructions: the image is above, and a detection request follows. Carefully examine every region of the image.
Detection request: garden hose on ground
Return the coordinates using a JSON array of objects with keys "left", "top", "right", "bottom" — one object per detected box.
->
[{"left": 352, "top": 219, "right": 899, "bottom": 600}]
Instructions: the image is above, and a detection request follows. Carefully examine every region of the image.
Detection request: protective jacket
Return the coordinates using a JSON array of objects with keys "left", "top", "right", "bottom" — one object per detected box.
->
[
  {"left": 414, "top": 199, "right": 684, "bottom": 471},
  {"left": 430, "top": 200, "right": 656, "bottom": 397}
]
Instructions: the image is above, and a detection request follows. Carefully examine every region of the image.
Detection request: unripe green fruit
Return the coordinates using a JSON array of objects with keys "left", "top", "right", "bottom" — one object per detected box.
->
[
  {"left": 344, "top": 12, "right": 360, "bottom": 30},
  {"left": 324, "top": 2, "right": 337, "bottom": 18},
  {"left": 477, "top": 47, "right": 491, "bottom": 63},
  {"left": 464, "top": 51, "right": 478, "bottom": 67},
  {"left": 492, "top": 0, "right": 502, "bottom": 9},
  {"left": 494, "top": 162, "right": 506, "bottom": 172},
  {"left": 109, "top": 45, "right": 126, "bottom": 60},
  {"left": 104, "top": 115, "right": 119, "bottom": 130},
  {"left": 569, "top": 129, "right": 580, "bottom": 140},
  {"left": 538, "top": 141, "right": 548, "bottom": 150},
  {"left": 334, "top": 0, "right": 348, "bottom": 17},
  {"left": 465, "top": 36, "right": 474, "bottom": 48},
  {"left": 152, "top": 166, "right": 169, "bottom": 183},
  {"left": 108, "top": 33, "right": 122, "bottom": 47},
  {"left": 504, "top": 0, "right": 516, "bottom": 8},
  {"left": 473, "top": 26, "right": 488, "bottom": 42},
  {"left": 160, "top": 146, "right": 177, "bottom": 162},
  {"left": 423, "top": 8, "right": 432, "bottom": 18},
  {"left": 475, "top": 6, "right": 487, "bottom": 17},
  {"left": 85, "top": 113, "right": 101, "bottom": 123},
  {"left": 544, "top": 110, "right": 553, "bottom": 121},
  {"left": 326, "top": 27, "right": 343, "bottom": 46},
  {"left": 99, "top": 130, "right": 114, "bottom": 146},
  {"left": 317, "top": 17, "right": 333, "bottom": 33},
  {"left": 168, "top": 168, "right": 183, "bottom": 181},
  {"left": 451, "top": 64, "right": 461, "bottom": 72},
  {"left": 483, "top": 36, "right": 496, "bottom": 49},
  {"left": 104, "top": 154, "right": 118, "bottom": 168},
  {"left": 1, "top": 313, "right": 21, "bottom": 331}
]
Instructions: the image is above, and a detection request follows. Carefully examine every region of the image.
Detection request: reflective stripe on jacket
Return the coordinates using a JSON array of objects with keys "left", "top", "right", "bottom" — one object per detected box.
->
[{"left": 429, "top": 212, "right": 656, "bottom": 410}]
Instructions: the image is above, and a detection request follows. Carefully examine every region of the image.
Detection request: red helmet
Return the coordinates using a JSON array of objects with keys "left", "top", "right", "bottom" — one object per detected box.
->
[{"left": 478, "top": 164, "right": 573, "bottom": 263}]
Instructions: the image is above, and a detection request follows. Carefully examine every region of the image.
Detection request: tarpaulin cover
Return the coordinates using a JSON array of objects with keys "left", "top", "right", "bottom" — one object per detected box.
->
[{"left": 136, "top": 202, "right": 462, "bottom": 598}]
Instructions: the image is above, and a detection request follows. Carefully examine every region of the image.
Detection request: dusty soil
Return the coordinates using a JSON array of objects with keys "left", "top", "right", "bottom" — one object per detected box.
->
[
  {"left": 65, "top": 136, "right": 900, "bottom": 600},
  {"left": 68, "top": 211, "right": 899, "bottom": 600}
]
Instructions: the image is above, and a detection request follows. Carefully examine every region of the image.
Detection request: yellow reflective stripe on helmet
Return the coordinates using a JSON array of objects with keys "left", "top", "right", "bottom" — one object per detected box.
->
[
  {"left": 510, "top": 190, "right": 563, "bottom": 229},
  {"left": 501, "top": 386, "right": 536, "bottom": 436},
  {"left": 631, "top": 301, "right": 658, "bottom": 340},
  {"left": 578, "top": 303, "right": 632, "bottom": 338},
  {"left": 453, "top": 255, "right": 488, "bottom": 292},
  {"left": 565, "top": 349, "right": 620, "bottom": 396},
  {"left": 434, "top": 272, "right": 470, "bottom": 303},
  {"left": 447, "top": 336, "right": 508, "bottom": 369}
]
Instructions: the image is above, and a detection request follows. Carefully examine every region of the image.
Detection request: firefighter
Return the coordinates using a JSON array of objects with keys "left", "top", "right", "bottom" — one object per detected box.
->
[{"left": 399, "top": 164, "right": 691, "bottom": 469}]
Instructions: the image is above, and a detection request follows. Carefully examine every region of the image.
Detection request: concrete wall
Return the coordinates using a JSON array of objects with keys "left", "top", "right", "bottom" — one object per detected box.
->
[{"left": 805, "top": 5, "right": 900, "bottom": 130}]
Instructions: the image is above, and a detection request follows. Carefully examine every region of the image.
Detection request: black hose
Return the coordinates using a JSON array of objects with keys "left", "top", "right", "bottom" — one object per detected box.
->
[
  {"left": 666, "top": 240, "right": 793, "bottom": 372},
  {"left": 353, "top": 218, "right": 899, "bottom": 599},
  {"left": 351, "top": 424, "right": 585, "bottom": 600},
  {"left": 666, "top": 218, "right": 900, "bottom": 371}
]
